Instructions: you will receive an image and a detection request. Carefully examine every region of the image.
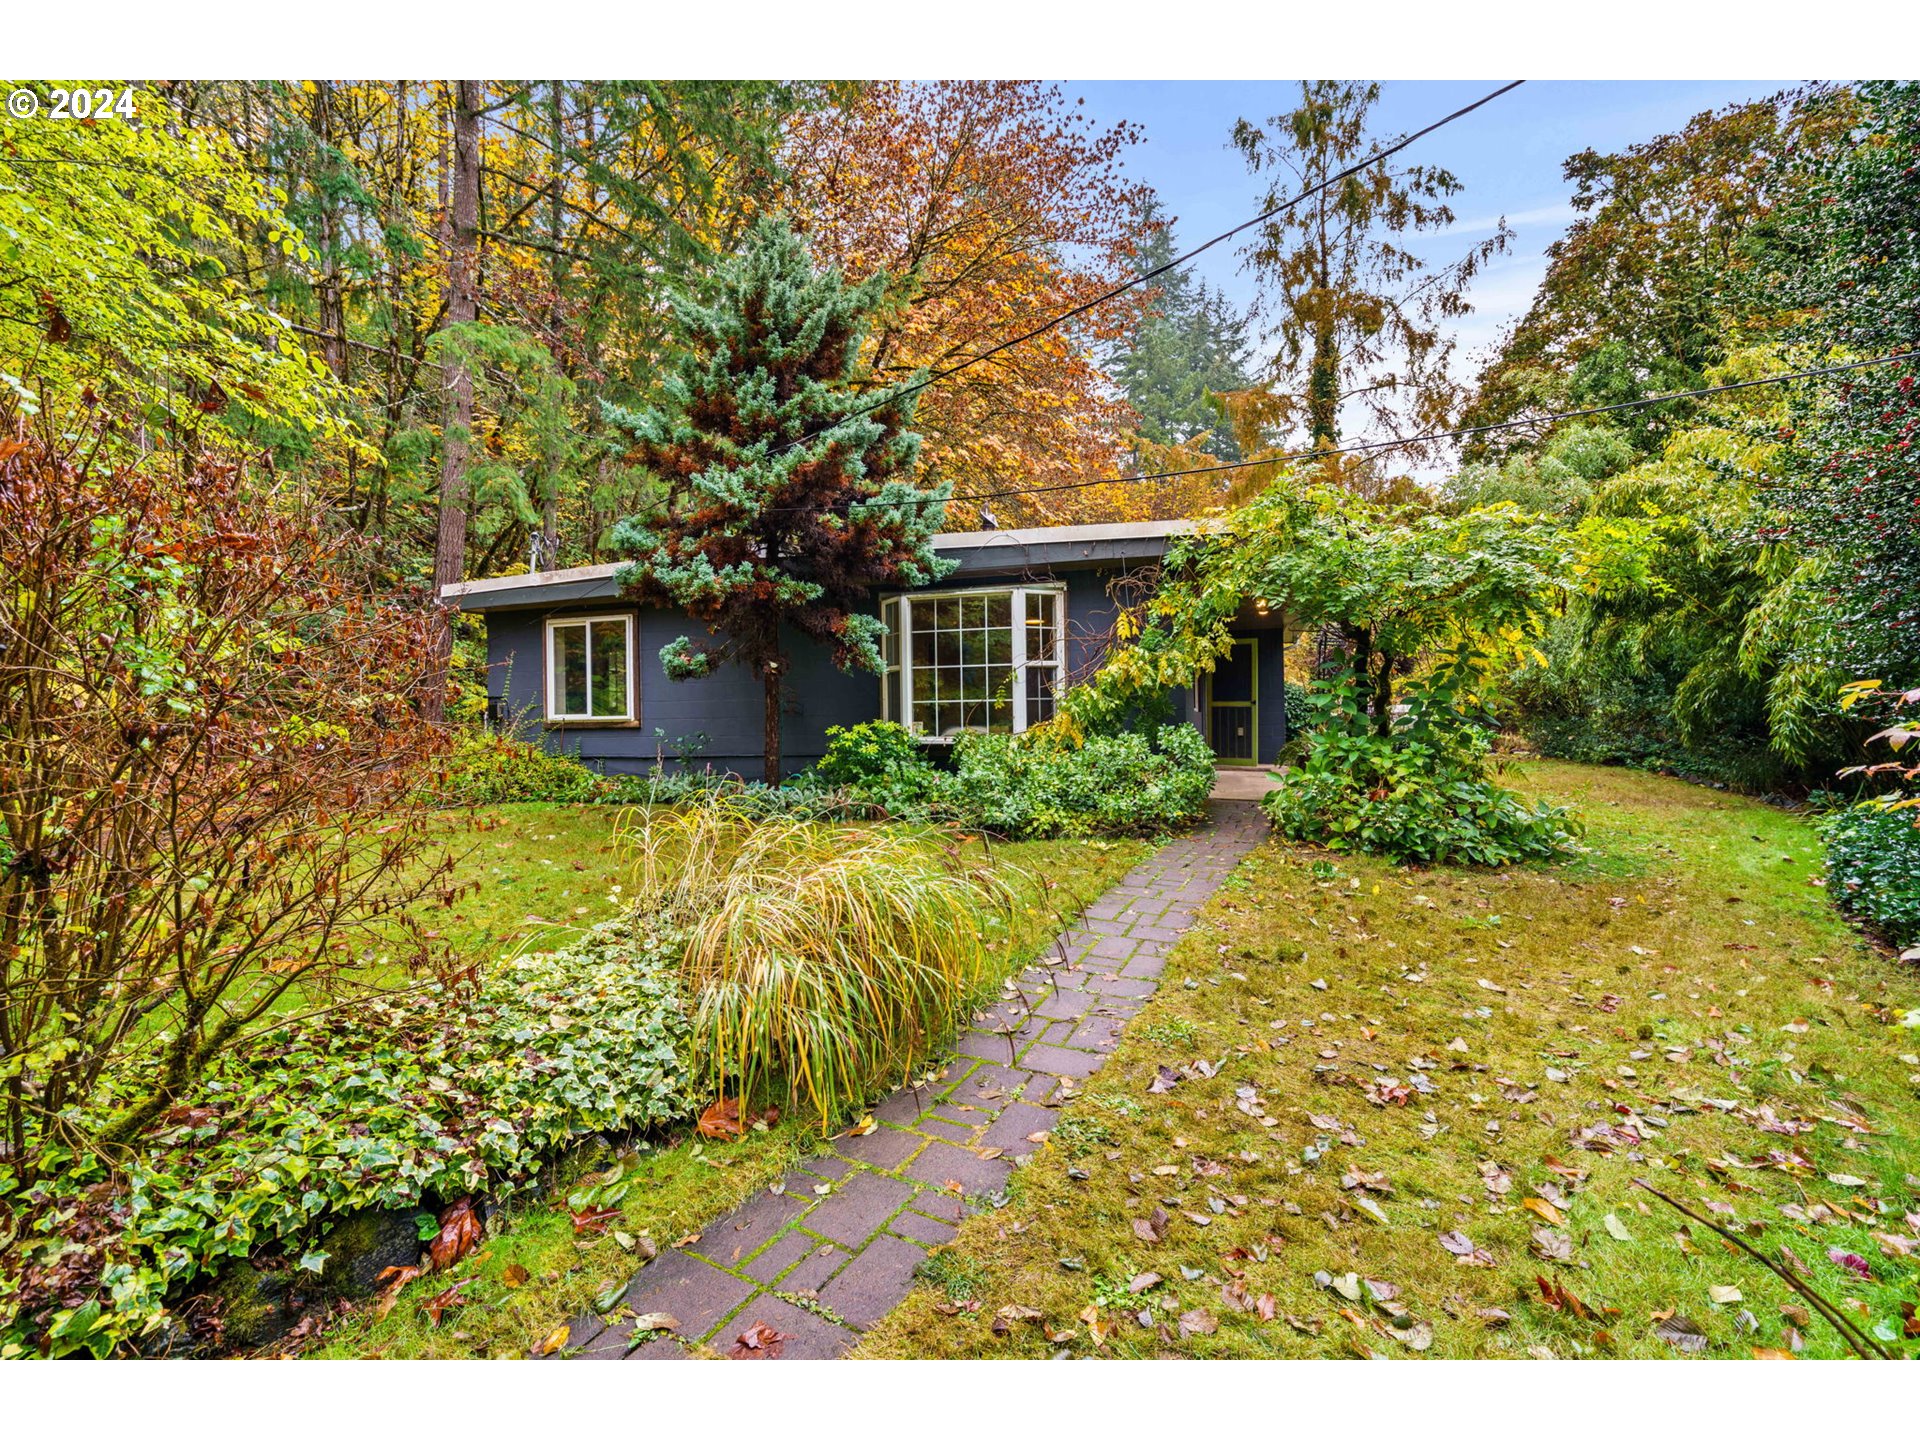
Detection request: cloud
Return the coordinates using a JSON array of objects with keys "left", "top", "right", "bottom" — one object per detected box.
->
[{"left": 1437, "top": 201, "right": 1578, "bottom": 239}]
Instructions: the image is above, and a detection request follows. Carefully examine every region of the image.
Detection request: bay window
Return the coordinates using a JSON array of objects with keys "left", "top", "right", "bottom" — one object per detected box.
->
[
  {"left": 545, "top": 614, "right": 635, "bottom": 722},
  {"left": 880, "top": 586, "right": 1063, "bottom": 738}
]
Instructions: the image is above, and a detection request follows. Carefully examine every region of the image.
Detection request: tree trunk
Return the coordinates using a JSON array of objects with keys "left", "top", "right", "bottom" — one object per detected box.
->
[
  {"left": 1307, "top": 291, "right": 1339, "bottom": 451},
  {"left": 763, "top": 661, "right": 783, "bottom": 786},
  {"left": 427, "top": 80, "right": 481, "bottom": 719},
  {"left": 1372, "top": 653, "right": 1396, "bottom": 738},
  {"left": 539, "top": 80, "right": 565, "bottom": 569},
  {"left": 313, "top": 81, "right": 349, "bottom": 384}
]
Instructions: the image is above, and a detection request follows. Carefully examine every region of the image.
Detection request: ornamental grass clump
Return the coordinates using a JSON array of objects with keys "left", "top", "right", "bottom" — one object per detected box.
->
[{"left": 626, "top": 804, "right": 1012, "bottom": 1128}]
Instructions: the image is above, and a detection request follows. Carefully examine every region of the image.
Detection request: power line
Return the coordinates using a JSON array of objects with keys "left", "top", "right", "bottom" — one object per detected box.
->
[
  {"left": 769, "top": 80, "right": 1527, "bottom": 456},
  {"left": 765, "top": 350, "right": 1913, "bottom": 515}
]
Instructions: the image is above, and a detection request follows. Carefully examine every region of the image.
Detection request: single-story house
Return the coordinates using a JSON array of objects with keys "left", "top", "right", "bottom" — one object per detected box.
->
[{"left": 440, "top": 519, "right": 1288, "bottom": 777}]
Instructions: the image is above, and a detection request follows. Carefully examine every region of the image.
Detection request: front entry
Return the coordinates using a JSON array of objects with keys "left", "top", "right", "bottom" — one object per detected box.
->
[{"left": 1203, "top": 639, "right": 1259, "bottom": 765}]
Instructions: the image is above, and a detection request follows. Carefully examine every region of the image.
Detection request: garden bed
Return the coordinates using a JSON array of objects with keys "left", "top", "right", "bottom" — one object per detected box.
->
[
  {"left": 1, "top": 797, "right": 1149, "bottom": 1359},
  {"left": 289, "top": 809, "right": 1147, "bottom": 1358}
]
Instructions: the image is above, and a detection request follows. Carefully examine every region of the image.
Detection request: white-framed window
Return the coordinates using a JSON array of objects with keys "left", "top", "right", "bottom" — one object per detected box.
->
[
  {"left": 544, "top": 614, "right": 635, "bottom": 722},
  {"left": 880, "top": 586, "right": 1064, "bottom": 738}
]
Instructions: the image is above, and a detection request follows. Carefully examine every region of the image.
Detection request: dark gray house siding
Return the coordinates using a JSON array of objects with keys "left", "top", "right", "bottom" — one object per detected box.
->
[{"left": 451, "top": 521, "right": 1285, "bottom": 778}]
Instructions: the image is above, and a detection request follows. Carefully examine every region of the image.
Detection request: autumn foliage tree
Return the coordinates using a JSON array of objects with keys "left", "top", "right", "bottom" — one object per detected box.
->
[
  {"left": 784, "top": 81, "right": 1154, "bottom": 523},
  {"left": 1463, "top": 86, "right": 1856, "bottom": 461},
  {"left": 1231, "top": 82, "right": 1511, "bottom": 472},
  {"left": 606, "top": 217, "right": 953, "bottom": 782},
  {"left": 0, "top": 428, "right": 454, "bottom": 1179}
]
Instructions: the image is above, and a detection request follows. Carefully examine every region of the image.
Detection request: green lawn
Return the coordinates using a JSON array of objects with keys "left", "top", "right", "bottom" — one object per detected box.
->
[
  {"left": 859, "top": 762, "right": 1920, "bottom": 1360},
  {"left": 310, "top": 803, "right": 1150, "bottom": 1358}
]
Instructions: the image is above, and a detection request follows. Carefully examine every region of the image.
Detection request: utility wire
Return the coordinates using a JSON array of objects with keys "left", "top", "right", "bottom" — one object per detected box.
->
[
  {"left": 767, "top": 80, "right": 1528, "bottom": 457},
  {"left": 765, "top": 350, "right": 1913, "bottom": 515}
]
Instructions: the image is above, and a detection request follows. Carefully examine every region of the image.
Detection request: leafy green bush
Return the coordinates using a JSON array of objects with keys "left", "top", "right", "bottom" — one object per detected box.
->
[
  {"left": 1821, "top": 802, "right": 1920, "bottom": 945},
  {"left": 816, "top": 719, "right": 924, "bottom": 786},
  {"left": 443, "top": 731, "right": 862, "bottom": 818},
  {"left": 812, "top": 720, "right": 954, "bottom": 819},
  {"left": 1, "top": 921, "right": 692, "bottom": 1358},
  {"left": 1283, "top": 680, "right": 1317, "bottom": 742},
  {"left": 951, "top": 723, "right": 1215, "bottom": 838},
  {"left": 1264, "top": 680, "right": 1578, "bottom": 866},
  {"left": 442, "top": 731, "right": 605, "bottom": 804}
]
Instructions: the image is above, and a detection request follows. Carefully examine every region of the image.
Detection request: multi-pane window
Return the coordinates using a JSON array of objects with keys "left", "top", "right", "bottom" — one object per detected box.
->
[
  {"left": 880, "top": 587, "right": 1063, "bottom": 737},
  {"left": 545, "top": 615, "right": 634, "bottom": 721}
]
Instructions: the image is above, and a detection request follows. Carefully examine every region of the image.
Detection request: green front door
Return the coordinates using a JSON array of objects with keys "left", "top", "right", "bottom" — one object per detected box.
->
[{"left": 1204, "top": 639, "right": 1259, "bottom": 765}]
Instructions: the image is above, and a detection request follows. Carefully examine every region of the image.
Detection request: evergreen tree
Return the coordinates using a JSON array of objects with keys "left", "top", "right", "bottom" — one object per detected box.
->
[
  {"left": 1109, "top": 199, "right": 1257, "bottom": 463},
  {"left": 606, "top": 216, "right": 953, "bottom": 782}
]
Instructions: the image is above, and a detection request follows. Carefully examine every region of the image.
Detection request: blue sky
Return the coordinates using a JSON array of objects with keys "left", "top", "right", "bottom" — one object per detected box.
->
[{"left": 1067, "top": 80, "right": 1789, "bottom": 389}]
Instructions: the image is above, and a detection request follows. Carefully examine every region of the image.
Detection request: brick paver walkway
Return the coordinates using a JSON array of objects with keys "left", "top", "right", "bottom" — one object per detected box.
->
[{"left": 559, "top": 800, "right": 1269, "bottom": 1361}]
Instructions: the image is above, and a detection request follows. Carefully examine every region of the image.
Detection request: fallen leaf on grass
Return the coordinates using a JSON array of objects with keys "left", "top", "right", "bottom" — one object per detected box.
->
[
  {"left": 1348, "top": 1195, "right": 1389, "bottom": 1224},
  {"left": 423, "top": 1278, "right": 474, "bottom": 1328},
  {"left": 1440, "top": 1230, "right": 1495, "bottom": 1267},
  {"left": 1394, "top": 1318, "right": 1434, "bottom": 1350},
  {"left": 1603, "top": 1213, "right": 1634, "bottom": 1242},
  {"left": 991, "top": 1304, "right": 1044, "bottom": 1336},
  {"left": 430, "top": 1196, "right": 483, "bottom": 1270},
  {"left": 533, "top": 1324, "right": 570, "bottom": 1357},
  {"left": 1148, "top": 1065, "right": 1186, "bottom": 1094},
  {"left": 695, "top": 1096, "right": 777, "bottom": 1141},
  {"left": 500, "top": 1263, "right": 531, "bottom": 1289},
  {"left": 1314, "top": 1270, "right": 1364, "bottom": 1302},
  {"left": 1708, "top": 1284, "right": 1744, "bottom": 1305},
  {"left": 1133, "top": 1208, "right": 1169, "bottom": 1245},
  {"left": 1522, "top": 1196, "right": 1564, "bottom": 1228},
  {"left": 1531, "top": 1227, "right": 1572, "bottom": 1262},
  {"left": 1177, "top": 1309, "right": 1218, "bottom": 1338},
  {"left": 1655, "top": 1314, "right": 1709, "bottom": 1353},
  {"left": 1534, "top": 1275, "right": 1608, "bottom": 1322},
  {"left": 371, "top": 1263, "right": 424, "bottom": 1320},
  {"left": 570, "top": 1205, "right": 621, "bottom": 1236},
  {"left": 1827, "top": 1247, "right": 1873, "bottom": 1279}
]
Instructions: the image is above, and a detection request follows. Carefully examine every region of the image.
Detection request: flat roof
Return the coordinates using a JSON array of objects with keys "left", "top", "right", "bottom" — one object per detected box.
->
[{"left": 440, "top": 518, "right": 1202, "bottom": 610}]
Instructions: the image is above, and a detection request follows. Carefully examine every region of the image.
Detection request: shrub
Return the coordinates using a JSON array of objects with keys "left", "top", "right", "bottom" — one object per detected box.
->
[
  {"left": 816, "top": 719, "right": 925, "bottom": 786},
  {"left": 1821, "top": 803, "right": 1920, "bottom": 945},
  {"left": 628, "top": 803, "right": 1011, "bottom": 1128},
  {"left": 1264, "top": 680, "right": 1578, "bottom": 866},
  {"left": 1, "top": 920, "right": 691, "bottom": 1358},
  {"left": 949, "top": 723, "right": 1215, "bottom": 838},
  {"left": 813, "top": 720, "right": 954, "bottom": 819},
  {"left": 1283, "top": 680, "right": 1318, "bottom": 740},
  {"left": 443, "top": 732, "right": 864, "bottom": 819},
  {"left": 0, "top": 432, "right": 452, "bottom": 1182},
  {"left": 443, "top": 731, "right": 606, "bottom": 804}
]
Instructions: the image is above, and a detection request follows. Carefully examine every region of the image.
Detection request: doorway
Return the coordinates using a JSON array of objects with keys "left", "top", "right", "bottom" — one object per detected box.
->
[{"left": 1203, "top": 639, "right": 1259, "bottom": 765}]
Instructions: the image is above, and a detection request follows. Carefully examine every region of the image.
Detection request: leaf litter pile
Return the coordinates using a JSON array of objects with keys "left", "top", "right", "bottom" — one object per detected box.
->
[{"left": 859, "top": 764, "right": 1920, "bottom": 1359}]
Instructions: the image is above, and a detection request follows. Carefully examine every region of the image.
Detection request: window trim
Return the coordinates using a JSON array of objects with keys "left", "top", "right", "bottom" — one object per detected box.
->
[
  {"left": 543, "top": 612, "right": 637, "bottom": 724},
  {"left": 881, "top": 584, "right": 1065, "bottom": 740}
]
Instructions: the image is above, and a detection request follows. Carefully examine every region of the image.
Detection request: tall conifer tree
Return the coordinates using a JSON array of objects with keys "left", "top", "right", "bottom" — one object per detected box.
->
[{"left": 607, "top": 216, "right": 953, "bottom": 781}]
